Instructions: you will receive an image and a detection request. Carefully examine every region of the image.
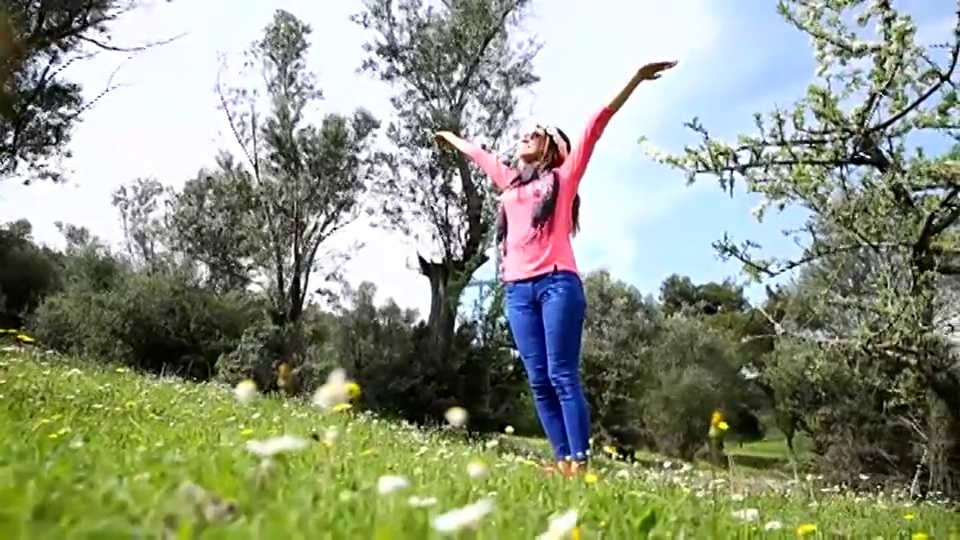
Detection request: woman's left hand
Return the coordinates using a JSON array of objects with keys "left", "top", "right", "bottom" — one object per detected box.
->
[{"left": 637, "top": 61, "right": 678, "bottom": 81}]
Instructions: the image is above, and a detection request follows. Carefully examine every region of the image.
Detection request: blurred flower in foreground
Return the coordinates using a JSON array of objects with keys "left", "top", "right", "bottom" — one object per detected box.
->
[
  {"left": 432, "top": 498, "right": 494, "bottom": 534},
  {"left": 444, "top": 406, "right": 468, "bottom": 427},
  {"left": 467, "top": 459, "right": 488, "bottom": 479},
  {"left": 377, "top": 475, "right": 410, "bottom": 495},
  {"left": 234, "top": 380, "right": 257, "bottom": 405},
  {"left": 312, "top": 368, "right": 361, "bottom": 410},
  {"left": 246, "top": 435, "right": 308, "bottom": 457},
  {"left": 796, "top": 523, "right": 817, "bottom": 536},
  {"left": 537, "top": 509, "right": 578, "bottom": 540},
  {"left": 408, "top": 496, "right": 438, "bottom": 508}
]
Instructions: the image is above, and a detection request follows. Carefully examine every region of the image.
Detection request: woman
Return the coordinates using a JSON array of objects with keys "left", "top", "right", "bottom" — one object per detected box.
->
[{"left": 436, "top": 60, "right": 677, "bottom": 476}]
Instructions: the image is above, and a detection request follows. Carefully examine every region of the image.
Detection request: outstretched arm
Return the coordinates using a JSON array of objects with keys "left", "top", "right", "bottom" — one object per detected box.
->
[
  {"left": 560, "top": 61, "right": 678, "bottom": 193},
  {"left": 435, "top": 131, "right": 513, "bottom": 190}
]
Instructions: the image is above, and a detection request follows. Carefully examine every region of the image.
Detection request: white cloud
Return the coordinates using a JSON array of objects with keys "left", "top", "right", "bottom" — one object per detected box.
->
[{"left": 0, "top": 0, "right": 726, "bottom": 315}]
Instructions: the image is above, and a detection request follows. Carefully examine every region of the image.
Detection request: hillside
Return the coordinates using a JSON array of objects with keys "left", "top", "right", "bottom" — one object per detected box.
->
[{"left": 0, "top": 351, "right": 954, "bottom": 538}]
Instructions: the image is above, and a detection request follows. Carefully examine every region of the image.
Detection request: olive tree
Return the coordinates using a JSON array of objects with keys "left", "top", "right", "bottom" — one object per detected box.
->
[{"left": 655, "top": 1, "right": 960, "bottom": 492}]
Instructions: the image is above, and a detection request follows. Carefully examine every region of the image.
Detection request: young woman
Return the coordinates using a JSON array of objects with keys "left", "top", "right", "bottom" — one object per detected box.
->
[{"left": 436, "top": 60, "right": 677, "bottom": 476}]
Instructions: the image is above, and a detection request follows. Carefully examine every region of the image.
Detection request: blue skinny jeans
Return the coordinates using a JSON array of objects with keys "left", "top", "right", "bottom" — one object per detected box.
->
[{"left": 505, "top": 269, "right": 591, "bottom": 462}]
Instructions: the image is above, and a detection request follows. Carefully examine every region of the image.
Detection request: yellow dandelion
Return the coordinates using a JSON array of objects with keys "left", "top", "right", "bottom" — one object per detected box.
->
[
  {"left": 912, "top": 533, "right": 929, "bottom": 540},
  {"left": 717, "top": 421, "right": 729, "bottom": 431},
  {"left": 345, "top": 381, "right": 361, "bottom": 398},
  {"left": 796, "top": 523, "right": 817, "bottom": 536},
  {"left": 904, "top": 512, "right": 916, "bottom": 521},
  {"left": 332, "top": 403, "right": 352, "bottom": 412},
  {"left": 583, "top": 472, "right": 598, "bottom": 485},
  {"left": 15, "top": 333, "right": 35, "bottom": 344},
  {"left": 711, "top": 410, "right": 723, "bottom": 426}
]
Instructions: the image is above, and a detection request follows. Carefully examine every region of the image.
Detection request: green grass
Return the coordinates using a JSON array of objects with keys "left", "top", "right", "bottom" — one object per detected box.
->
[
  {"left": 0, "top": 351, "right": 956, "bottom": 539},
  {"left": 732, "top": 432, "right": 814, "bottom": 460}
]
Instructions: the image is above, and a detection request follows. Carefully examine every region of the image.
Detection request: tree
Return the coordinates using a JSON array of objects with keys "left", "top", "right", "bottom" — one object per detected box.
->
[
  {"left": 111, "top": 177, "right": 172, "bottom": 272},
  {"left": 659, "top": 274, "right": 748, "bottom": 316},
  {"left": 169, "top": 10, "right": 379, "bottom": 325},
  {"left": 0, "top": 219, "right": 62, "bottom": 327},
  {"left": 0, "top": 0, "right": 175, "bottom": 183},
  {"left": 352, "top": 0, "right": 540, "bottom": 350},
  {"left": 658, "top": 1, "right": 960, "bottom": 492}
]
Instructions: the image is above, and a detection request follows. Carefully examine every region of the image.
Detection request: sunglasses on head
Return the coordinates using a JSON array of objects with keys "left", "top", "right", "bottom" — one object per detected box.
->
[{"left": 526, "top": 124, "right": 569, "bottom": 159}]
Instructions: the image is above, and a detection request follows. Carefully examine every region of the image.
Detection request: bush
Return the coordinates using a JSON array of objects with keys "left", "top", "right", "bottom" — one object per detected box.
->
[{"left": 32, "top": 262, "right": 261, "bottom": 380}]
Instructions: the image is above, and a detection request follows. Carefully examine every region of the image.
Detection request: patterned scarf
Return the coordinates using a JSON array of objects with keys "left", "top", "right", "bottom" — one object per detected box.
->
[{"left": 495, "top": 125, "right": 580, "bottom": 258}]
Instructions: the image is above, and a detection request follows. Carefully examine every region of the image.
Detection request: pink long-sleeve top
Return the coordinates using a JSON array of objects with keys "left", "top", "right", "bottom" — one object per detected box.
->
[{"left": 448, "top": 106, "right": 615, "bottom": 282}]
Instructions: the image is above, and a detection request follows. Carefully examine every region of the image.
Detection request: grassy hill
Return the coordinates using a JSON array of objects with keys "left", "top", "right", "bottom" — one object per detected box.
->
[{"left": 0, "top": 351, "right": 955, "bottom": 539}]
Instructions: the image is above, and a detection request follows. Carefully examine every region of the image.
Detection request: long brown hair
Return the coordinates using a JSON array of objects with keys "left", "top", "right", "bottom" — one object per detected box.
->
[{"left": 495, "top": 127, "right": 580, "bottom": 254}]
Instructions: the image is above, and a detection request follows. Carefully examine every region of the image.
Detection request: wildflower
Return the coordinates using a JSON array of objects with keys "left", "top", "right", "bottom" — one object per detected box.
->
[
  {"left": 15, "top": 333, "right": 35, "bottom": 344},
  {"left": 583, "top": 472, "right": 598, "bottom": 485},
  {"left": 444, "top": 406, "right": 468, "bottom": 428},
  {"left": 763, "top": 521, "right": 783, "bottom": 531},
  {"left": 504, "top": 425, "right": 515, "bottom": 435},
  {"left": 332, "top": 403, "right": 352, "bottom": 413},
  {"left": 312, "top": 368, "right": 360, "bottom": 411},
  {"left": 322, "top": 426, "right": 338, "bottom": 447},
  {"left": 432, "top": 498, "right": 494, "bottom": 533},
  {"left": 912, "top": 533, "right": 929, "bottom": 540},
  {"left": 377, "top": 475, "right": 410, "bottom": 495},
  {"left": 537, "top": 509, "right": 578, "bottom": 540},
  {"left": 245, "top": 435, "right": 308, "bottom": 457},
  {"left": 796, "top": 523, "right": 817, "bottom": 536},
  {"left": 408, "top": 496, "right": 439, "bottom": 508},
  {"left": 234, "top": 380, "right": 257, "bottom": 405},
  {"left": 709, "top": 410, "right": 729, "bottom": 439},
  {"left": 904, "top": 512, "right": 916, "bottom": 520},
  {"left": 731, "top": 508, "right": 759, "bottom": 522},
  {"left": 467, "top": 459, "right": 488, "bottom": 479}
]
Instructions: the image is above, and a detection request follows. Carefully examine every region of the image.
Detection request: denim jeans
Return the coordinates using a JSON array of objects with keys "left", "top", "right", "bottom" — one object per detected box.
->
[{"left": 505, "top": 270, "right": 591, "bottom": 461}]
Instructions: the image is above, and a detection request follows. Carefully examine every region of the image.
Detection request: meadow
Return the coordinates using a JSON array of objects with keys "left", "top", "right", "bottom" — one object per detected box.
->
[{"left": 0, "top": 350, "right": 955, "bottom": 539}]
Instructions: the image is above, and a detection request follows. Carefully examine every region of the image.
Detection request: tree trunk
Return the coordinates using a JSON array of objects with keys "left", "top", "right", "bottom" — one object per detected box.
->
[
  {"left": 418, "top": 255, "right": 463, "bottom": 353},
  {"left": 926, "top": 392, "right": 960, "bottom": 498}
]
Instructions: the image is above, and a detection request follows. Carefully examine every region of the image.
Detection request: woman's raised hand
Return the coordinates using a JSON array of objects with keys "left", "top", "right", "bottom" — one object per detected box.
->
[
  {"left": 434, "top": 131, "right": 456, "bottom": 145},
  {"left": 637, "top": 61, "right": 678, "bottom": 81}
]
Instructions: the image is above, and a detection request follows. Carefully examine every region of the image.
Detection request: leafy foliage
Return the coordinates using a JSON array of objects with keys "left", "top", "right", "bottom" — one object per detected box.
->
[
  {"left": 657, "top": 0, "right": 960, "bottom": 493},
  {"left": 352, "top": 0, "right": 540, "bottom": 348},
  {"left": 0, "top": 0, "right": 175, "bottom": 183},
  {"left": 168, "top": 10, "right": 380, "bottom": 325}
]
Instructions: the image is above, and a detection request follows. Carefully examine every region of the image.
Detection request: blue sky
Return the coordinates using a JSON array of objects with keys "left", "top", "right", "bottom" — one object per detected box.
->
[{"left": 0, "top": 0, "right": 953, "bottom": 316}]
